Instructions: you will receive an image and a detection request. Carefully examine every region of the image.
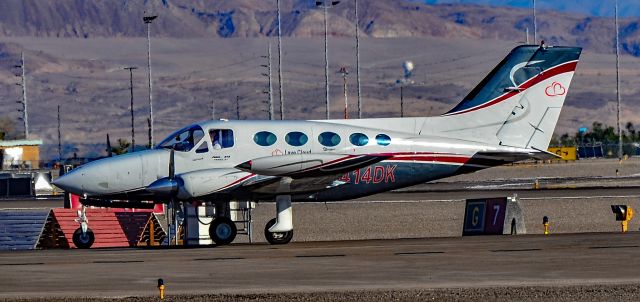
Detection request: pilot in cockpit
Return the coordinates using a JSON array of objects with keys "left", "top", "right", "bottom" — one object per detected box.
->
[{"left": 211, "top": 130, "right": 222, "bottom": 150}]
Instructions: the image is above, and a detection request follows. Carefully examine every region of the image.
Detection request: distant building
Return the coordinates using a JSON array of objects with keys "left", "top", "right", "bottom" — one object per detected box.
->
[{"left": 0, "top": 140, "right": 43, "bottom": 170}]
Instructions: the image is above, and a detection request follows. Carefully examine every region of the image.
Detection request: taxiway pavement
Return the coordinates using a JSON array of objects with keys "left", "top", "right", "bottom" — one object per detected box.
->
[{"left": 0, "top": 233, "right": 639, "bottom": 299}]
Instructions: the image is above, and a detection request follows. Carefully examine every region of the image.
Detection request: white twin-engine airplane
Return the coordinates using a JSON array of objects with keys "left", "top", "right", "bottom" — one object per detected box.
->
[{"left": 53, "top": 44, "right": 582, "bottom": 248}]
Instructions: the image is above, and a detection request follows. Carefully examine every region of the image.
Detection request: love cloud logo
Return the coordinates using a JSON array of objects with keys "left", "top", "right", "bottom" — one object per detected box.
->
[{"left": 545, "top": 81, "right": 566, "bottom": 97}]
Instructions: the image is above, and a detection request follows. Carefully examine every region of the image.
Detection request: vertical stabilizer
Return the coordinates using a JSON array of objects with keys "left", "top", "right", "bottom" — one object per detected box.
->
[{"left": 432, "top": 45, "right": 581, "bottom": 150}]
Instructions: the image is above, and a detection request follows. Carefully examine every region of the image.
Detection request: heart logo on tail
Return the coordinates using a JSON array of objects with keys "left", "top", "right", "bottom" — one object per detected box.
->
[{"left": 545, "top": 81, "right": 566, "bottom": 97}]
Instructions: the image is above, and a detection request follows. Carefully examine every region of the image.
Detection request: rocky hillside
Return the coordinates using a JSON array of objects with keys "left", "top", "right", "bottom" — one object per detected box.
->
[{"left": 1, "top": 0, "right": 640, "bottom": 56}]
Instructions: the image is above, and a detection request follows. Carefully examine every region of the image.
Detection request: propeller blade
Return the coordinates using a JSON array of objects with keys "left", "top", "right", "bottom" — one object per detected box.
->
[{"left": 169, "top": 148, "right": 175, "bottom": 180}]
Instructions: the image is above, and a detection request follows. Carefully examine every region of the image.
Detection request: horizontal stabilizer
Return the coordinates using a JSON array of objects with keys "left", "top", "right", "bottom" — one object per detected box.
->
[{"left": 475, "top": 149, "right": 559, "bottom": 163}]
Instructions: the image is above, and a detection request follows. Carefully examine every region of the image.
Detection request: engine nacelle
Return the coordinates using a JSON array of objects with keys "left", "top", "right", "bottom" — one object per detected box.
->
[{"left": 176, "top": 169, "right": 252, "bottom": 200}]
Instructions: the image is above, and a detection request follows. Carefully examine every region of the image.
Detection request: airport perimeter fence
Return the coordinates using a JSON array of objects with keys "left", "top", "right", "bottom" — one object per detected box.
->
[{"left": 577, "top": 142, "right": 640, "bottom": 159}]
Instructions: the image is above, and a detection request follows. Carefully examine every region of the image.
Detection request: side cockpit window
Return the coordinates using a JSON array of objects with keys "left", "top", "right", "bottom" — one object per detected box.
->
[
  {"left": 195, "top": 141, "right": 209, "bottom": 154},
  {"left": 157, "top": 125, "right": 204, "bottom": 152},
  {"left": 210, "top": 129, "right": 234, "bottom": 149}
]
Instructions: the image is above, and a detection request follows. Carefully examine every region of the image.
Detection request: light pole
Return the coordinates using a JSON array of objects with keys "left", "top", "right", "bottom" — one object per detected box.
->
[
  {"left": 533, "top": 0, "right": 537, "bottom": 44},
  {"left": 400, "top": 85, "right": 404, "bottom": 118},
  {"left": 57, "top": 105, "right": 62, "bottom": 162},
  {"left": 276, "top": 0, "right": 285, "bottom": 120},
  {"left": 317, "top": 0, "right": 340, "bottom": 119},
  {"left": 338, "top": 67, "right": 349, "bottom": 119},
  {"left": 124, "top": 66, "right": 137, "bottom": 152},
  {"left": 615, "top": 0, "right": 622, "bottom": 158},
  {"left": 354, "top": 0, "right": 362, "bottom": 118},
  {"left": 144, "top": 14, "right": 157, "bottom": 148},
  {"left": 236, "top": 96, "right": 240, "bottom": 120}
]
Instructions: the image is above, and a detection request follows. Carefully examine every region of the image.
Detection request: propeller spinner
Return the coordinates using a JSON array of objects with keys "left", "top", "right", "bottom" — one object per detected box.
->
[{"left": 146, "top": 149, "right": 180, "bottom": 197}]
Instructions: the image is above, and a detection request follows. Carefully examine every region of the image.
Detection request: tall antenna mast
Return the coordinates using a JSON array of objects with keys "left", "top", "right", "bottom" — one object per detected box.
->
[
  {"left": 262, "top": 42, "right": 275, "bottom": 120},
  {"left": 615, "top": 0, "right": 622, "bottom": 159},
  {"left": 143, "top": 14, "right": 158, "bottom": 147},
  {"left": 354, "top": 0, "right": 362, "bottom": 119},
  {"left": 276, "top": 0, "right": 285, "bottom": 120},
  {"left": 15, "top": 52, "right": 29, "bottom": 140}
]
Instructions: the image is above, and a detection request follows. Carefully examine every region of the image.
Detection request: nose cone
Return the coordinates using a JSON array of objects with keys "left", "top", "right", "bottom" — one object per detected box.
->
[
  {"left": 52, "top": 152, "right": 147, "bottom": 197},
  {"left": 52, "top": 169, "right": 85, "bottom": 196}
]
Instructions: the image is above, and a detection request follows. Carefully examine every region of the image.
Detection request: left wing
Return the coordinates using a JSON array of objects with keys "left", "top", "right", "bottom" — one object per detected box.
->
[
  {"left": 241, "top": 174, "right": 348, "bottom": 195},
  {"left": 235, "top": 153, "right": 390, "bottom": 178}
]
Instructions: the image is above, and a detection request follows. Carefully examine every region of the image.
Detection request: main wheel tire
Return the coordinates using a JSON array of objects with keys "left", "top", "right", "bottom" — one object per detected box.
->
[
  {"left": 209, "top": 217, "right": 237, "bottom": 245},
  {"left": 264, "top": 218, "right": 293, "bottom": 245},
  {"left": 72, "top": 227, "right": 95, "bottom": 249}
]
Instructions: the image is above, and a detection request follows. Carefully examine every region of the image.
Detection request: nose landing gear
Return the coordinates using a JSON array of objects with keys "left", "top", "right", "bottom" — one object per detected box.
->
[{"left": 72, "top": 207, "right": 95, "bottom": 249}]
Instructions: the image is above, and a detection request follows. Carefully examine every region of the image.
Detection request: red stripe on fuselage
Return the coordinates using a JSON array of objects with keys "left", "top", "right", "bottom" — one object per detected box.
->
[
  {"left": 445, "top": 60, "right": 578, "bottom": 116},
  {"left": 297, "top": 155, "right": 357, "bottom": 173},
  {"left": 216, "top": 173, "right": 256, "bottom": 192}
]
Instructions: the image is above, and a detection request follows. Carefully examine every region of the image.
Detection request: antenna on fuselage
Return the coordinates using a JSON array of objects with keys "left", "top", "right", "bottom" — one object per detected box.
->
[{"left": 106, "top": 133, "right": 113, "bottom": 157}]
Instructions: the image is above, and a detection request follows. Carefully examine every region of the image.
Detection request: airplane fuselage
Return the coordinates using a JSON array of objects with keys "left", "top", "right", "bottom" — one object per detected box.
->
[
  {"left": 51, "top": 44, "right": 582, "bottom": 247},
  {"left": 56, "top": 118, "right": 528, "bottom": 203}
]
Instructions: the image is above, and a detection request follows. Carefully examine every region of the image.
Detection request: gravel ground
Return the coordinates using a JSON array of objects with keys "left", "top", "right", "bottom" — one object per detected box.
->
[
  {"left": 4, "top": 159, "right": 640, "bottom": 301},
  {"left": 443, "top": 158, "right": 640, "bottom": 182},
  {"left": 231, "top": 196, "right": 640, "bottom": 244},
  {"left": 4, "top": 284, "right": 640, "bottom": 302}
]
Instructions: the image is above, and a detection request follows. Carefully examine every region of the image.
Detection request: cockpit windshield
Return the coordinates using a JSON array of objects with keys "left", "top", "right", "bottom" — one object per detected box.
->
[{"left": 156, "top": 125, "right": 205, "bottom": 152}]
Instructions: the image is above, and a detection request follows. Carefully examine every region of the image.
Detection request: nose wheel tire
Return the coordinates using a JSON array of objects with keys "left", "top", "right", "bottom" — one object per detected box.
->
[
  {"left": 209, "top": 217, "right": 237, "bottom": 245},
  {"left": 264, "top": 218, "right": 293, "bottom": 245},
  {"left": 72, "top": 227, "right": 95, "bottom": 249}
]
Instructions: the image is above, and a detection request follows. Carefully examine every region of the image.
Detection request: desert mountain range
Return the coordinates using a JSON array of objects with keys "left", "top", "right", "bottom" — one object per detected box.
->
[
  {"left": 1, "top": 0, "right": 639, "bottom": 56},
  {"left": 0, "top": 0, "right": 637, "bottom": 159}
]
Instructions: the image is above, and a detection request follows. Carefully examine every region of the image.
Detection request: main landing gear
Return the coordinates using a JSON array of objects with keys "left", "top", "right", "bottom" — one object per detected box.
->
[{"left": 208, "top": 195, "right": 294, "bottom": 246}]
